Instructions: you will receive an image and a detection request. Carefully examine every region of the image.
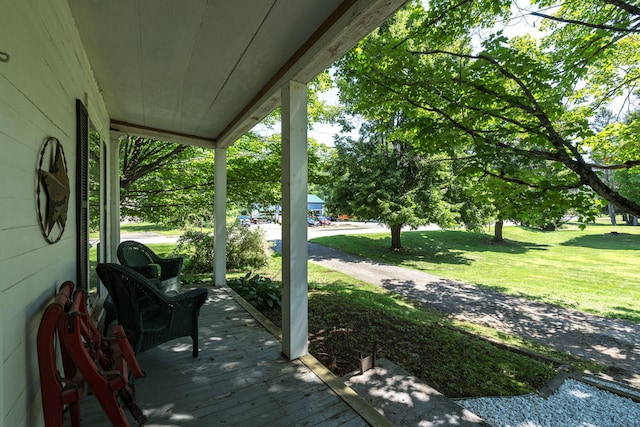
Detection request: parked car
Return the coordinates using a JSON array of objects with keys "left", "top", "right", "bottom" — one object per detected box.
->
[
  {"left": 316, "top": 215, "right": 331, "bottom": 225},
  {"left": 238, "top": 215, "right": 251, "bottom": 227},
  {"left": 251, "top": 213, "right": 272, "bottom": 224},
  {"left": 307, "top": 217, "right": 320, "bottom": 226}
]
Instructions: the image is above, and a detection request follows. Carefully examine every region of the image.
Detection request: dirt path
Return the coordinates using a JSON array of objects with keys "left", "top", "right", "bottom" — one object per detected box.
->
[{"left": 308, "top": 243, "right": 640, "bottom": 388}]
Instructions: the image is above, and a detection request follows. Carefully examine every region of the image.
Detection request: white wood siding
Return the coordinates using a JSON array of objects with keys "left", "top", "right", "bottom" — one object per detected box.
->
[{"left": 0, "top": 1, "right": 108, "bottom": 425}]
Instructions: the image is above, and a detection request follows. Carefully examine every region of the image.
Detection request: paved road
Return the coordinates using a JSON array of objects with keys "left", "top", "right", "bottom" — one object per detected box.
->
[{"left": 117, "top": 221, "right": 404, "bottom": 245}]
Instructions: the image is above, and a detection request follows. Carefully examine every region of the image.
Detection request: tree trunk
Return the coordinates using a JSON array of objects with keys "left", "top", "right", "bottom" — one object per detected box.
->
[
  {"left": 494, "top": 220, "right": 504, "bottom": 242},
  {"left": 391, "top": 224, "right": 402, "bottom": 250},
  {"left": 623, "top": 213, "right": 638, "bottom": 225},
  {"left": 608, "top": 204, "right": 617, "bottom": 226}
]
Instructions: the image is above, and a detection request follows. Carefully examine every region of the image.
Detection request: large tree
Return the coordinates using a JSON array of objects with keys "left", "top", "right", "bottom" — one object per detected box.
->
[
  {"left": 334, "top": 0, "right": 640, "bottom": 221},
  {"left": 328, "top": 115, "right": 456, "bottom": 249},
  {"left": 593, "top": 109, "right": 640, "bottom": 221},
  {"left": 120, "top": 136, "right": 193, "bottom": 194}
]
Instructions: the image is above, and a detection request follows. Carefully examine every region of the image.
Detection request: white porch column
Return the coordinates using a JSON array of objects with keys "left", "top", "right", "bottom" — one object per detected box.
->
[
  {"left": 107, "top": 131, "right": 123, "bottom": 262},
  {"left": 281, "top": 80, "right": 308, "bottom": 360},
  {"left": 214, "top": 147, "right": 227, "bottom": 286}
]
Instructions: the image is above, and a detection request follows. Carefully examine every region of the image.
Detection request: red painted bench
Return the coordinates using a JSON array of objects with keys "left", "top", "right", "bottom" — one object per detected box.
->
[{"left": 37, "top": 281, "right": 147, "bottom": 426}]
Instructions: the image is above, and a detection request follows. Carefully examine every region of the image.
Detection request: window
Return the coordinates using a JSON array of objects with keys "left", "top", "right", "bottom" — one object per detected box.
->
[
  {"left": 76, "top": 99, "right": 89, "bottom": 291},
  {"left": 89, "top": 130, "right": 103, "bottom": 297}
]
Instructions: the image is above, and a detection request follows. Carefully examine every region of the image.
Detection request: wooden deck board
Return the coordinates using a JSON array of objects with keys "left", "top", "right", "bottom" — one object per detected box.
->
[{"left": 74, "top": 286, "right": 369, "bottom": 426}]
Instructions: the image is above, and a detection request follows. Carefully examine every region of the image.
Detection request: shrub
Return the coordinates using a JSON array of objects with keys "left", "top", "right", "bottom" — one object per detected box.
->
[
  {"left": 174, "top": 230, "right": 213, "bottom": 273},
  {"left": 174, "top": 220, "right": 273, "bottom": 273},
  {"left": 227, "top": 273, "right": 281, "bottom": 310},
  {"left": 226, "top": 221, "right": 273, "bottom": 271}
]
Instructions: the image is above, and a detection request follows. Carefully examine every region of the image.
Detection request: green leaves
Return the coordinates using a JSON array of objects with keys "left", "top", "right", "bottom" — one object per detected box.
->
[
  {"left": 227, "top": 273, "right": 281, "bottom": 311},
  {"left": 334, "top": 0, "right": 640, "bottom": 218},
  {"left": 119, "top": 129, "right": 333, "bottom": 224},
  {"left": 119, "top": 137, "right": 203, "bottom": 224},
  {"left": 328, "top": 118, "right": 456, "bottom": 248}
]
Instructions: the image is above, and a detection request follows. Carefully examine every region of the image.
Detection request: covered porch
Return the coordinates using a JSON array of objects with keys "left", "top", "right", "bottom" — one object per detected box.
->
[
  {"left": 69, "top": 0, "right": 409, "bottom": 361},
  {"left": 79, "top": 286, "right": 388, "bottom": 426},
  {"left": 1, "top": 0, "right": 408, "bottom": 425}
]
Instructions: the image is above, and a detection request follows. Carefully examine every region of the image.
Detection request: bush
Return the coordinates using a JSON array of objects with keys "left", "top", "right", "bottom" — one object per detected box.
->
[
  {"left": 174, "top": 230, "right": 214, "bottom": 273},
  {"left": 227, "top": 273, "right": 281, "bottom": 310},
  {"left": 226, "top": 221, "right": 273, "bottom": 271},
  {"left": 174, "top": 221, "right": 273, "bottom": 273}
]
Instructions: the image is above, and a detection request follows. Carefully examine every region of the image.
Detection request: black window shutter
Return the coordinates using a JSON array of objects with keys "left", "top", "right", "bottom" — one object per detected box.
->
[{"left": 76, "top": 99, "right": 89, "bottom": 290}]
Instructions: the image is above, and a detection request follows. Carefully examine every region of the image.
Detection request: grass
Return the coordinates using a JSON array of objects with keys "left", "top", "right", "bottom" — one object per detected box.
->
[
  {"left": 240, "top": 257, "right": 601, "bottom": 372},
  {"left": 120, "top": 222, "right": 212, "bottom": 236},
  {"left": 228, "top": 257, "right": 560, "bottom": 398},
  {"left": 305, "top": 282, "right": 555, "bottom": 398},
  {"left": 310, "top": 220, "right": 640, "bottom": 323}
]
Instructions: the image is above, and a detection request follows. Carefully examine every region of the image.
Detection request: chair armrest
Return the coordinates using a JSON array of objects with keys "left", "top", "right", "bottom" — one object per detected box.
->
[
  {"left": 165, "top": 288, "right": 208, "bottom": 307},
  {"left": 162, "top": 288, "right": 208, "bottom": 330}
]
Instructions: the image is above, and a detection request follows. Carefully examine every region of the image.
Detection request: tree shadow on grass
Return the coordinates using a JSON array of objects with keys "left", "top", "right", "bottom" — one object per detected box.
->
[
  {"left": 312, "top": 235, "right": 472, "bottom": 266},
  {"left": 405, "top": 230, "right": 549, "bottom": 254},
  {"left": 378, "top": 276, "right": 640, "bottom": 379},
  {"left": 561, "top": 232, "right": 640, "bottom": 250},
  {"left": 607, "top": 306, "right": 640, "bottom": 324},
  {"left": 312, "top": 230, "right": 549, "bottom": 267}
]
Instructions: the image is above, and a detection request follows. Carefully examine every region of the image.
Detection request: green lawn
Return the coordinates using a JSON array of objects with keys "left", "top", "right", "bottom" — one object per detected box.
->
[{"left": 310, "top": 221, "right": 640, "bottom": 323}]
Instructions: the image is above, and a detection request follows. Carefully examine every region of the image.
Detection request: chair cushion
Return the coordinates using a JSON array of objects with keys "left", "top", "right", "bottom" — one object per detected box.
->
[{"left": 160, "top": 276, "right": 180, "bottom": 294}]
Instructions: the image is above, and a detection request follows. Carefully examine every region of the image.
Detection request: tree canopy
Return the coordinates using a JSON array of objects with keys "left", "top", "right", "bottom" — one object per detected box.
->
[
  {"left": 119, "top": 132, "right": 333, "bottom": 224},
  {"left": 333, "top": 0, "right": 640, "bottom": 224}
]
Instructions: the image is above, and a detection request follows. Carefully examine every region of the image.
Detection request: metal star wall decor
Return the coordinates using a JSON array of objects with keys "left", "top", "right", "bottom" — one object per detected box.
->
[{"left": 36, "top": 137, "right": 70, "bottom": 243}]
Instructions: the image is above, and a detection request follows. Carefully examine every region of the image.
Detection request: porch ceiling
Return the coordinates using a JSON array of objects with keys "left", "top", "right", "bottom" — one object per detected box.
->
[{"left": 67, "top": 0, "right": 407, "bottom": 148}]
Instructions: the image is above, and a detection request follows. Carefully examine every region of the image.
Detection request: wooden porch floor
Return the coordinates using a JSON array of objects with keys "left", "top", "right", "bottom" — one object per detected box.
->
[{"left": 78, "top": 286, "right": 375, "bottom": 427}]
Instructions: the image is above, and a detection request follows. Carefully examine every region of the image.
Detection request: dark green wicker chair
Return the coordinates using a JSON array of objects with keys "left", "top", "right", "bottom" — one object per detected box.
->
[
  {"left": 96, "top": 263, "right": 208, "bottom": 357},
  {"left": 117, "top": 240, "right": 184, "bottom": 289}
]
